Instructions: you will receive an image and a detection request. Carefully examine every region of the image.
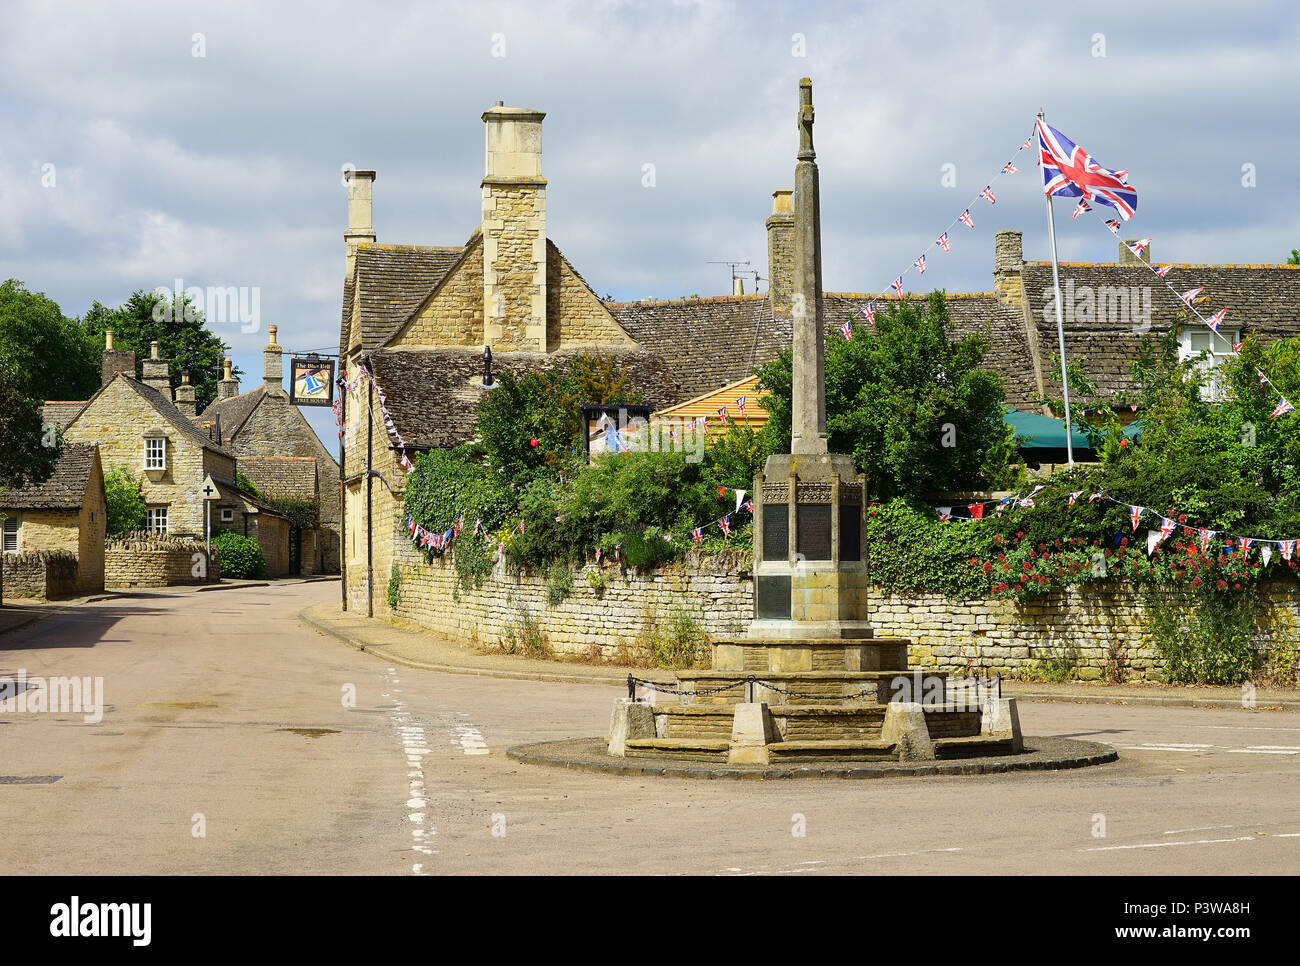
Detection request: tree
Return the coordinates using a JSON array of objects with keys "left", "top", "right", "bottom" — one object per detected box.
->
[
  {"left": 1288, "top": 249, "right": 1299, "bottom": 266},
  {"left": 79, "top": 291, "right": 235, "bottom": 411},
  {"left": 104, "top": 467, "right": 147, "bottom": 536},
  {"left": 0, "top": 279, "right": 99, "bottom": 401},
  {"left": 756, "top": 292, "right": 1021, "bottom": 499},
  {"left": 0, "top": 362, "right": 62, "bottom": 607}
]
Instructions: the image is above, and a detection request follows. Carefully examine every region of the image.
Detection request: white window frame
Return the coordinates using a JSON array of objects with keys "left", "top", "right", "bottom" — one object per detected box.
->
[
  {"left": 220, "top": 508, "right": 234, "bottom": 523},
  {"left": 1178, "top": 326, "right": 1240, "bottom": 402},
  {"left": 144, "top": 436, "right": 167, "bottom": 471},
  {"left": 145, "top": 507, "right": 169, "bottom": 534},
  {"left": 1, "top": 515, "right": 18, "bottom": 552}
]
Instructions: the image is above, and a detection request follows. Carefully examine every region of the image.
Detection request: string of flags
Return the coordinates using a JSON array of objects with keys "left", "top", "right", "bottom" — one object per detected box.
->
[
  {"left": 840, "top": 126, "right": 1039, "bottom": 338},
  {"left": 932, "top": 484, "right": 1299, "bottom": 563},
  {"left": 334, "top": 367, "right": 419, "bottom": 472},
  {"left": 1081, "top": 206, "right": 1296, "bottom": 421}
]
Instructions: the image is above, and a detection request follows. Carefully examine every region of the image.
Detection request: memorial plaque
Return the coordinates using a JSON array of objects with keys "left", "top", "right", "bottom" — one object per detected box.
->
[
  {"left": 762, "top": 505, "right": 789, "bottom": 560},
  {"left": 797, "top": 503, "right": 833, "bottom": 560},
  {"left": 756, "top": 575, "right": 792, "bottom": 619},
  {"left": 839, "top": 501, "right": 861, "bottom": 561}
]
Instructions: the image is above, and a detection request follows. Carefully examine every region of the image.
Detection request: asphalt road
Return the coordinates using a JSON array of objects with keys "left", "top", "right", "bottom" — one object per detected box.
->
[{"left": 1, "top": 580, "right": 1297, "bottom": 876}]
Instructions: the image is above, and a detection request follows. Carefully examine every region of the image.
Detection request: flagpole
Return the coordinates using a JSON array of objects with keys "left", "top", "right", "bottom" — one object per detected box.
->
[{"left": 1039, "top": 111, "right": 1075, "bottom": 468}]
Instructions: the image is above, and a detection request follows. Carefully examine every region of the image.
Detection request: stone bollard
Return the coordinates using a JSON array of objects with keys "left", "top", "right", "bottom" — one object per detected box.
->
[
  {"left": 980, "top": 697, "right": 1024, "bottom": 753},
  {"left": 728, "top": 702, "right": 774, "bottom": 765},
  {"left": 881, "top": 701, "right": 936, "bottom": 761},
  {"left": 606, "top": 698, "right": 654, "bottom": 757}
]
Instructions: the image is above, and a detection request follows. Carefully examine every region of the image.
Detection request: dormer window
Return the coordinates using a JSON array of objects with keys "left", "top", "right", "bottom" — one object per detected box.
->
[{"left": 145, "top": 435, "right": 167, "bottom": 471}]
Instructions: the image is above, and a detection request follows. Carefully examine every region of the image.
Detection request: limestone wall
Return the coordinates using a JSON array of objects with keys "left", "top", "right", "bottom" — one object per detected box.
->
[
  {"left": 397, "top": 237, "right": 483, "bottom": 347},
  {"left": 104, "top": 533, "right": 221, "bottom": 588},
  {"left": 383, "top": 544, "right": 1300, "bottom": 679},
  {"left": 1, "top": 551, "right": 79, "bottom": 600}
]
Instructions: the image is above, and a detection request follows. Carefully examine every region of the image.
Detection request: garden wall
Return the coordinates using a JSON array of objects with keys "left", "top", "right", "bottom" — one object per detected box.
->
[
  {"left": 104, "top": 533, "right": 222, "bottom": 588},
  {"left": 387, "top": 545, "right": 1300, "bottom": 681},
  {"left": 1, "top": 551, "right": 79, "bottom": 600}
]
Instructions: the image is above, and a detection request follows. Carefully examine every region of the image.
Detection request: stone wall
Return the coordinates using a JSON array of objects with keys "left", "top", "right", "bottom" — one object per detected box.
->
[
  {"left": 397, "top": 236, "right": 484, "bottom": 347},
  {"left": 482, "top": 184, "right": 546, "bottom": 351},
  {"left": 250, "top": 513, "right": 290, "bottom": 578},
  {"left": 545, "top": 243, "right": 636, "bottom": 350},
  {"left": 1, "top": 551, "right": 79, "bottom": 600},
  {"left": 383, "top": 544, "right": 1300, "bottom": 680},
  {"left": 104, "top": 533, "right": 221, "bottom": 588},
  {"left": 389, "top": 542, "right": 751, "bottom": 660}
]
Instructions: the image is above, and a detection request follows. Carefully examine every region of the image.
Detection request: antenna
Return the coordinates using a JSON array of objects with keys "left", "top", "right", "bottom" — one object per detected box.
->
[{"left": 707, "top": 260, "right": 751, "bottom": 282}]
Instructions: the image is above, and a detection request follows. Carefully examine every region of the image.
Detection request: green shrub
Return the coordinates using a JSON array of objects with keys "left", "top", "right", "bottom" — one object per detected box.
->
[
  {"left": 640, "top": 606, "right": 709, "bottom": 669},
  {"left": 1145, "top": 589, "right": 1258, "bottom": 685},
  {"left": 104, "top": 467, "right": 147, "bottom": 537},
  {"left": 387, "top": 565, "right": 401, "bottom": 609},
  {"left": 452, "top": 536, "right": 494, "bottom": 590},
  {"left": 545, "top": 562, "right": 574, "bottom": 607},
  {"left": 269, "top": 497, "right": 319, "bottom": 530},
  {"left": 404, "top": 444, "right": 514, "bottom": 545},
  {"left": 235, "top": 472, "right": 262, "bottom": 498},
  {"left": 212, "top": 530, "right": 266, "bottom": 578},
  {"left": 501, "top": 598, "right": 549, "bottom": 658}
]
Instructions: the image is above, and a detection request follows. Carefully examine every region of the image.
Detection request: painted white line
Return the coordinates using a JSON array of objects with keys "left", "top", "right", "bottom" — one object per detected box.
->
[
  {"left": 1082, "top": 836, "right": 1257, "bottom": 852},
  {"left": 1164, "top": 824, "right": 1242, "bottom": 835},
  {"left": 1227, "top": 748, "right": 1300, "bottom": 755}
]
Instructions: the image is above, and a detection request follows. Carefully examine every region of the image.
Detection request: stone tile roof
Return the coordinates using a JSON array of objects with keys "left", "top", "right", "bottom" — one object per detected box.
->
[
  {"left": 353, "top": 244, "right": 464, "bottom": 351},
  {"left": 0, "top": 443, "right": 98, "bottom": 509},
  {"left": 123, "top": 377, "right": 234, "bottom": 457},
  {"left": 1021, "top": 262, "right": 1300, "bottom": 398},
  {"left": 40, "top": 401, "right": 86, "bottom": 430},
  {"left": 368, "top": 347, "right": 682, "bottom": 450},
  {"left": 196, "top": 385, "right": 267, "bottom": 439},
  {"left": 238, "top": 456, "right": 318, "bottom": 501}
]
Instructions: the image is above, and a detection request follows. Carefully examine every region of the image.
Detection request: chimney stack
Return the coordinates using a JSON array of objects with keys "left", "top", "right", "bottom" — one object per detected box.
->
[
  {"left": 993, "top": 230, "right": 1025, "bottom": 308},
  {"left": 141, "top": 341, "right": 173, "bottom": 400},
  {"left": 1119, "top": 239, "right": 1150, "bottom": 265},
  {"left": 481, "top": 102, "right": 547, "bottom": 352},
  {"left": 766, "top": 189, "right": 795, "bottom": 312},
  {"left": 174, "top": 371, "right": 197, "bottom": 417},
  {"left": 264, "top": 324, "right": 284, "bottom": 392},
  {"left": 101, "top": 329, "right": 136, "bottom": 386},
  {"left": 733, "top": 276, "right": 745, "bottom": 296},
  {"left": 218, "top": 357, "right": 240, "bottom": 401},
  {"left": 344, "top": 170, "right": 377, "bottom": 256}
]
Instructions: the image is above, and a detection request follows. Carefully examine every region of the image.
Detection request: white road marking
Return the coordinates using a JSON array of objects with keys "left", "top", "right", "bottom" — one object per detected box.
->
[
  {"left": 1164, "top": 824, "right": 1242, "bottom": 835},
  {"left": 1082, "top": 835, "right": 1259, "bottom": 852}
]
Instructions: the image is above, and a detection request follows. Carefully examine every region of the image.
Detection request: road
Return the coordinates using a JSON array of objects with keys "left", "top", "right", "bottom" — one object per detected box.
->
[{"left": 1, "top": 580, "right": 1297, "bottom": 875}]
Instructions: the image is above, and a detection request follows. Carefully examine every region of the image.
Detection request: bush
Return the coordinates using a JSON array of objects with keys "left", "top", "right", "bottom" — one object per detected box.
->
[
  {"left": 269, "top": 497, "right": 319, "bottom": 530},
  {"left": 235, "top": 472, "right": 262, "bottom": 498},
  {"left": 104, "top": 467, "right": 147, "bottom": 536},
  {"left": 211, "top": 530, "right": 266, "bottom": 578},
  {"left": 387, "top": 565, "right": 401, "bottom": 608},
  {"left": 404, "top": 444, "right": 514, "bottom": 544},
  {"left": 639, "top": 606, "right": 709, "bottom": 669}
]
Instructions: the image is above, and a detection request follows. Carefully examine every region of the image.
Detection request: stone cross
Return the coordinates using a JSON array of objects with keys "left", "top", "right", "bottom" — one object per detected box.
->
[{"left": 790, "top": 77, "right": 827, "bottom": 456}]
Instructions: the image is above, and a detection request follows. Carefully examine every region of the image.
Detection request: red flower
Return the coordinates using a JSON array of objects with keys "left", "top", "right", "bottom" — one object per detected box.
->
[
  {"left": 1191, "top": 576, "right": 1203, "bottom": 587},
  {"left": 1217, "top": 579, "right": 1228, "bottom": 590}
]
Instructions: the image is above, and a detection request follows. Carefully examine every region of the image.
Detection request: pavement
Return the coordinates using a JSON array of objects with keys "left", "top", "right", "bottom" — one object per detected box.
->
[{"left": 2, "top": 579, "right": 1299, "bottom": 875}]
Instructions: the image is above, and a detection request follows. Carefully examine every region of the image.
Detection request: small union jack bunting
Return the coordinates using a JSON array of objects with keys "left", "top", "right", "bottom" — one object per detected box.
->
[
  {"left": 936, "top": 232, "right": 950, "bottom": 253},
  {"left": 1072, "top": 200, "right": 1090, "bottom": 219},
  {"left": 1179, "top": 287, "right": 1204, "bottom": 305},
  {"left": 959, "top": 209, "right": 974, "bottom": 228},
  {"left": 914, "top": 254, "right": 926, "bottom": 274},
  {"left": 980, "top": 186, "right": 997, "bottom": 204},
  {"left": 1001, "top": 162, "right": 1019, "bottom": 174},
  {"left": 860, "top": 302, "right": 876, "bottom": 325},
  {"left": 891, "top": 277, "right": 905, "bottom": 297}
]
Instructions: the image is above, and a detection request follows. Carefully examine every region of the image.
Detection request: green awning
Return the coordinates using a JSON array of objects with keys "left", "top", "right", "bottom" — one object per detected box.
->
[{"left": 1004, "top": 408, "right": 1142, "bottom": 450}]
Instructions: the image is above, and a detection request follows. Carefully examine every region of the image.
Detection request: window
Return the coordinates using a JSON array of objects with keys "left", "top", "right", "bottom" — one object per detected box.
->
[
  {"left": 1178, "top": 327, "right": 1240, "bottom": 402},
  {"left": 145, "top": 507, "right": 169, "bottom": 533},
  {"left": 1, "top": 516, "right": 17, "bottom": 552},
  {"left": 145, "top": 436, "right": 167, "bottom": 471},
  {"left": 220, "top": 508, "right": 234, "bottom": 523}
]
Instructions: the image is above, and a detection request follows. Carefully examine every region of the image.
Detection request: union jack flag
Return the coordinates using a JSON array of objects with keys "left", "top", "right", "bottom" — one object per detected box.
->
[
  {"left": 1240, "top": 537, "right": 1255, "bottom": 555},
  {"left": 1105, "top": 219, "right": 1121, "bottom": 235},
  {"left": 1206, "top": 308, "right": 1227, "bottom": 332},
  {"left": 938, "top": 507, "right": 952, "bottom": 522},
  {"left": 980, "top": 185, "right": 997, "bottom": 204},
  {"left": 717, "top": 406, "right": 729, "bottom": 424},
  {"left": 1037, "top": 119, "right": 1138, "bottom": 220},
  {"left": 1258, "top": 369, "right": 1270, "bottom": 386},
  {"left": 1232, "top": 340, "right": 1244, "bottom": 353},
  {"left": 719, "top": 515, "right": 731, "bottom": 536},
  {"left": 1068, "top": 491, "right": 1081, "bottom": 506},
  {"left": 1071, "top": 200, "right": 1090, "bottom": 219},
  {"left": 1155, "top": 264, "right": 1172, "bottom": 277},
  {"left": 839, "top": 319, "right": 852, "bottom": 341},
  {"left": 595, "top": 547, "right": 602, "bottom": 563},
  {"left": 1198, "top": 528, "right": 1215, "bottom": 554},
  {"left": 742, "top": 499, "right": 754, "bottom": 513},
  {"left": 1130, "top": 505, "right": 1145, "bottom": 531},
  {"left": 1022, "top": 136, "right": 1033, "bottom": 150},
  {"left": 736, "top": 395, "right": 746, "bottom": 415},
  {"left": 1089, "top": 492, "right": 1103, "bottom": 503},
  {"left": 914, "top": 254, "right": 926, "bottom": 274},
  {"left": 891, "top": 277, "right": 904, "bottom": 297},
  {"left": 1002, "top": 162, "right": 1019, "bottom": 174},
  {"left": 936, "top": 232, "right": 950, "bottom": 253},
  {"left": 1178, "top": 287, "right": 1204, "bottom": 305},
  {"left": 1281, "top": 539, "right": 1297, "bottom": 561},
  {"left": 1271, "top": 397, "right": 1294, "bottom": 419},
  {"left": 1128, "top": 238, "right": 1152, "bottom": 256},
  {"left": 959, "top": 209, "right": 974, "bottom": 228},
  {"left": 1160, "top": 516, "right": 1177, "bottom": 540},
  {"left": 691, "top": 527, "right": 703, "bottom": 543},
  {"left": 860, "top": 302, "right": 876, "bottom": 325}
]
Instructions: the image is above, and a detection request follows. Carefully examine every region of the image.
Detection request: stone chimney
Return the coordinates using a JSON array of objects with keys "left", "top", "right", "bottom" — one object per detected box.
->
[
  {"left": 344, "top": 169, "right": 377, "bottom": 255},
  {"left": 101, "top": 330, "right": 136, "bottom": 386},
  {"left": 993, "top": 230, "right": 1025, "bottom": 309},
  {"left": 766, "top": 189, "right": 795, "bottom": 312},
  {"left": 481, "top": 101, "right": 547, "bottom": 352},
  {"left": 174, "top": 371, "right": 197, "bottom": 417},
  {"left": 1119, "top": 239, "right": 1150, "bottom": 265},
  {"left": 264, "top": 324, "right": 284, "bottom": 392},
  {"left": 141, "top": 341, "right": 173, "bottom": 400},
  {"left": 218, "top": 358, "right": 240, "bottom": 401},
  {"left": 732, "top": 276, "right": 745, "bottom": 296}
]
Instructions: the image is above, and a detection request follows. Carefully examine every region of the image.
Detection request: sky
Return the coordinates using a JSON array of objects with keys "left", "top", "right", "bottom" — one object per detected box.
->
[{"left": 3, "top": 0, "right": 1298, "bottom": 456}]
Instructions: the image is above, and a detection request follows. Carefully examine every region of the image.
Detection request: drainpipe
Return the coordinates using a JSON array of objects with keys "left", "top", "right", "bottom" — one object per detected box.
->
[
  {"left": 339, "top": 368, "right": 347, "bottom": 611},
  {"left": 366, "top": 355, "right": 374, "bottom": 618}
]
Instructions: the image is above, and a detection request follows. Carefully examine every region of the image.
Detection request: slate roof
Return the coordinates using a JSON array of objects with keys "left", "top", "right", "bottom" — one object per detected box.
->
[
  {"left": 40, "top": 401, "right": 86, "bottom": 430},
  {"left": 0, "top": 443, "right": 98, "bottom": 510},
  {"left": 197, "top": 385, "right": 267, "bottom": 439},
  {"left": 368, "top": 347, "right": 681, "bottom": 450},
  {"left": 1021, "top": 262, "right": 1300, "bottom": 399},
  {"left": 123, "top": 377, "right": 234, "bottom": 457},
  {"left": 351, "top": 244, "right": 464, "bottom": 351}
]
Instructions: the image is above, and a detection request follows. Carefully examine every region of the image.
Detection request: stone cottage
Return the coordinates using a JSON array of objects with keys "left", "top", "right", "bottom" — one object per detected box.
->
[
  {"left": 195, "top": 325, "right": 342, "bottom": 575},
  {"left": 0, "top": 442, "right": 106, "bottom": 597}
]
